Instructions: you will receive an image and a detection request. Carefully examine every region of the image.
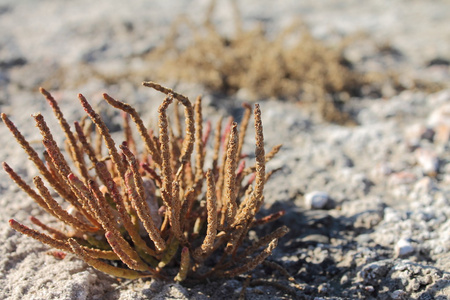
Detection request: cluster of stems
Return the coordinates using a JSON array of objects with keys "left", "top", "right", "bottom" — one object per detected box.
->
[{"left": 3, "top": 82, "right": 287, "bottom": 281}]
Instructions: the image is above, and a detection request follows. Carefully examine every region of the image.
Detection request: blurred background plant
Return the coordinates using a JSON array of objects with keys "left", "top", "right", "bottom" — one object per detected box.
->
[{"left": 3, "top": 0, "right": 445, "bottom": 124}]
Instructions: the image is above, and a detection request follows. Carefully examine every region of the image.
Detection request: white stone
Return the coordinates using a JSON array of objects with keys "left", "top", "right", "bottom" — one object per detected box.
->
[
  {"left": 395, "top": 239, "right": 415, "bottom": 257},
  {"left": 305, "top": 191, "right": 330, "bottom": 209}
]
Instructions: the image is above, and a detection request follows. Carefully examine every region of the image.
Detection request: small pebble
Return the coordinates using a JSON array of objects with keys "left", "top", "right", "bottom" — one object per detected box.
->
[
  {"left": 318, "top": 283, "right": 329, "bottom": 293},
  {"left": 414, "top": 148, "right": 439, "bottom": 176},
  {"left": 304, "top": 191, "right": 330, "bottom": 209},
  {"left": 395, "top": 239, "right": 415, "bottom": 257},
  {"left": 364, "top": 285, "right": 374, "bottom": 293},
  {"left": 340, "top": 274, "right": 350, "bottom": 285}
]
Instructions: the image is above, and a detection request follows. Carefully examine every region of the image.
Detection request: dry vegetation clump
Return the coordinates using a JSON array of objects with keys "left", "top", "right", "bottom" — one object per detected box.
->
[
  {"left": 146, "top": 1, "right": 364, "bottom": 124},
  {"left": 36, "top": 2, "right": 446, "bottom": 126},
  {"left": 150, "top": 19, "right": 359, "bottom": 101},
  {"left": 2, "top": 82, "right": 288, "bottom": 282}
]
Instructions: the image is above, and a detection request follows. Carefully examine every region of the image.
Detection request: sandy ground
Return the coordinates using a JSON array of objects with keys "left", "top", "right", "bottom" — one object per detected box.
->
[{"left": 0, "top": 0, "right": 450, "bottom": 299}]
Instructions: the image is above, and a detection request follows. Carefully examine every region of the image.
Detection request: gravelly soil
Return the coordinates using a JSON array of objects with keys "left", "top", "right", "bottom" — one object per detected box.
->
[{"left": 0, "top": 1, "right": 449, "bottom": 299}]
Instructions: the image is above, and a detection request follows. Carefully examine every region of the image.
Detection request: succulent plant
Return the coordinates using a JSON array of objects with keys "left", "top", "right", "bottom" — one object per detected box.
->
[{"left": 2, "top": 82, "right": 288, "bottom": 281}]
